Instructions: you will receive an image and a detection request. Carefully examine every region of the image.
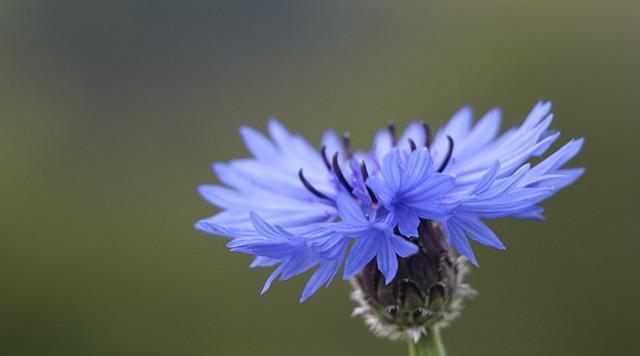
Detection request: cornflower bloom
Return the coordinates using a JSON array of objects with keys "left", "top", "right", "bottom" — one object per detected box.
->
[{"left": 195, "top": 101, "right": 583, "bottom": 352}]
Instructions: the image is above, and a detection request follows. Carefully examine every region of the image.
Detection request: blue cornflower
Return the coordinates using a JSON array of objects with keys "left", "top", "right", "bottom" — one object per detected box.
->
[
  {"left": 331, "top": 193, "right": 419, "bottom": 284},
  {"left": 196, "top": 102, "right": 583, "bottom": 301},
  {"left": 366, "top": 147, "right": 456, "bottom": 237}
]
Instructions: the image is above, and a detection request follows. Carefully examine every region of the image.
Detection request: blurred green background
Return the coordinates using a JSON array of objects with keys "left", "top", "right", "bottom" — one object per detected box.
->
[{"left": 1, "top": 1, "right": 638, "bottom": 355}]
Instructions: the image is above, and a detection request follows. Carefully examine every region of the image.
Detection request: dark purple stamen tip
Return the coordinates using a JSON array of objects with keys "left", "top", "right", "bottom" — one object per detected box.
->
[
  {"left": 321, "top": 146, "right": 332, "bottom": 171},
  {"left": 360, "top": 160, "right": 379, "bottom": 204},
  {"left": 343, "top": 132, "right": 353, "bottom": 159},
  {"left": 437, "top": 136, "right": 454, "bottom": 172},
  {"left": 332, "top": 153, "right": 355, "bottom": 197},
  {"left": 359, "top": 161, "right": 369, "bottom": 181},
  {"left": 408, "top": 138, "right": 417, "bottom": 151},
  {"left": 298, "top": 169, "right": 331, "bottom": 200},
  {"left": 422, "top": 122, "right": 431, "bottom": 147},
  {"left": 387, "top": 121, "right": 397, "bottom": 146}
]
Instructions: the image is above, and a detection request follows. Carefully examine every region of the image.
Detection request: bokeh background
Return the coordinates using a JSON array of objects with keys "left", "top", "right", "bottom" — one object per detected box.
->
[{"left": 1, "top": 1, "right": 638, "bottom": 355}]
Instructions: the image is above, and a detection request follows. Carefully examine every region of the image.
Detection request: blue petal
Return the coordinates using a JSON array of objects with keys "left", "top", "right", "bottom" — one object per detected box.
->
[
  {"left": 250, "top": 256, "right": 280, "bottom": 268},
  {"left": 377, "top": 236, "right": 399, "bottom": 284},
  {"left": 455, "top": 215, "right": 505, "bottom": 250},
  {"left": 368, "top": 148, "right": 456, "bottom": 224},
  {"left": 195, "top": 219, "right": 248, "bottom": 238},
  {"left": 343, "top": 234, "right": 380, "bottom": 280},
  {"left": 261, "top": 264, "right": 284, "bottom": 294},
  {"left": 452, "top": 108, "right": 502, "bottom": 159},
  {"left": 523, "top": 138, "right": 585, "bottom": 189},
  {"left": 391, "top": 235, "right": 420, "bottom": 257},
  {"left": 403, "top": 147, "right": 434, "bottom": 190},
  {"left": 267, "top": 118, "right": 292, "bottom": 147},
  {"left": 198, "top": 184, "right": 241, "bottom": 210},
  {"left": 446, "top": 222, "right": 479, "bottom": 266},
  {"left": 300, "top": 251, "right": 345, "bottom": 302},
  {"left": 380, "top": 150, "right": 403, "bottom": 191},
  {"left": 542, "top": 168, "right": 585, "bottom": 191},
  {"left": 322, "top": 130, "right": 344, "bottom": 160},
  {"left": 309, "top": 231, "right": 349, "bottom": 260},
  {"left": 250, "top": 212, "right": 292, "bottom": 239},
  {"left": 396, "top": 210, "right": 421, "bottom": 237},
  {"left": 462, "top": 188, "right": 554, "bottom": 218},
  {"left": 239, "top": 126, "right": 279, "bottom": 162},
  {"left": 511, "top": 206, "right": 546, "bottom": 220},
  {"left": 278, "top": 251, "right": 318, "bottom": 280},
  {"left": 472, "top": 162, "right": 501, "bottom": 195},
  {"left": 372, "top": 129, "right": 393, "bottom": 166},
  {"left": 532, "top": 138, "right": 584, "bottom": 174},
  {"left": 365, "top": 176, "right": 394, "bottom": 204},
  {"left": 336, "top": 193, "right": 368, "bottom": 225}
]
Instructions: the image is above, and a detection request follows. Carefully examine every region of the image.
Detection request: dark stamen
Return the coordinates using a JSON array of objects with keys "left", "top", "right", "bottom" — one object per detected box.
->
[
  {"left": 359, "top": 161, "right": 369, "bottom": 181},
  {"left": 387, "top": 121, "right": 397, "bottom": 146},
  {"left": 332, "top": 153, "right": 355, "bottom": 196},
  {"left": 321, "top": 146, "right": 332, "bottom": 171},
  {"left": 298, "top": 169, "right": 330, "bottom": 200},
  {"left": 437, "top": 136, "right": 454, "bottom": 172},
  {"left": 422, "top": 122, "right": 432, "bottom": 147},
  {"left": 360, "top": 161, "right": 379, "bottom": 204},
  {"left": 343, "top": 132, "right": 353, "bottom": 159},
  {"left": 408, "top": 138, "right": 417, "bottom": 151}
]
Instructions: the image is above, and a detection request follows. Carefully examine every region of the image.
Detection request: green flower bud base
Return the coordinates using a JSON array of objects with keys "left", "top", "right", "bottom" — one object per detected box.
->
[{"left": 350, "top": 221, "right": 475, "bottom": 347}]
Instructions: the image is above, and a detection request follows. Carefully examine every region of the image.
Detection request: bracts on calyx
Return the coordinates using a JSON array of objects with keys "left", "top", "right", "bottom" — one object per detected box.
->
[{"left": 350, "top": 220, "right": 476, "bottom": 342}]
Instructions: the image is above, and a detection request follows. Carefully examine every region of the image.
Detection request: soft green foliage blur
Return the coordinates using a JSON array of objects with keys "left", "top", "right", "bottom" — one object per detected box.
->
[{"left": 1, "top": 1, "right": 638, "bottom": 355}]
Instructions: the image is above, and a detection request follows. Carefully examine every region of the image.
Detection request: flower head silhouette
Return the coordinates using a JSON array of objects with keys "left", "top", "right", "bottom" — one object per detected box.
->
[{"left": 196, "top": 102, "right": 583, "bottom": 302}]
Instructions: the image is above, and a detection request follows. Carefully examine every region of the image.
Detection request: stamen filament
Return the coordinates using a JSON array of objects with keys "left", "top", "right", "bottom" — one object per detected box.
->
[
  {"left": 360, "top": 161, "right": 379, "bottom": 204},
  {"left": 408, "top": 138, "right": 417, "bottom": 151},
  {"left": 387, "top": 121, "right": 397, "bottom": 146},
  {"left": 422, "top": 122, "right": 431, "bottom": 147},
  {"left": 298, "top": 169, "right": 331, "bottom": 200},
  {"left": 332, "top": 153, "right": 356, "bottom": 197},
  {"left": 437, "top": 136, "right": 454, "bottom": 173},
  {"left": 343, "top": 132, "right": 353, "bottom": 159},
  {"left": 321, "top": 146, "right": 332, "bottom": 171}
]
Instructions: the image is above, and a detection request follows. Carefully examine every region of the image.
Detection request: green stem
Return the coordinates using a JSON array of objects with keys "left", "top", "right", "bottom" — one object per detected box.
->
[{"left": 408, "top": 328, "right": 446, "bottom": 356}]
